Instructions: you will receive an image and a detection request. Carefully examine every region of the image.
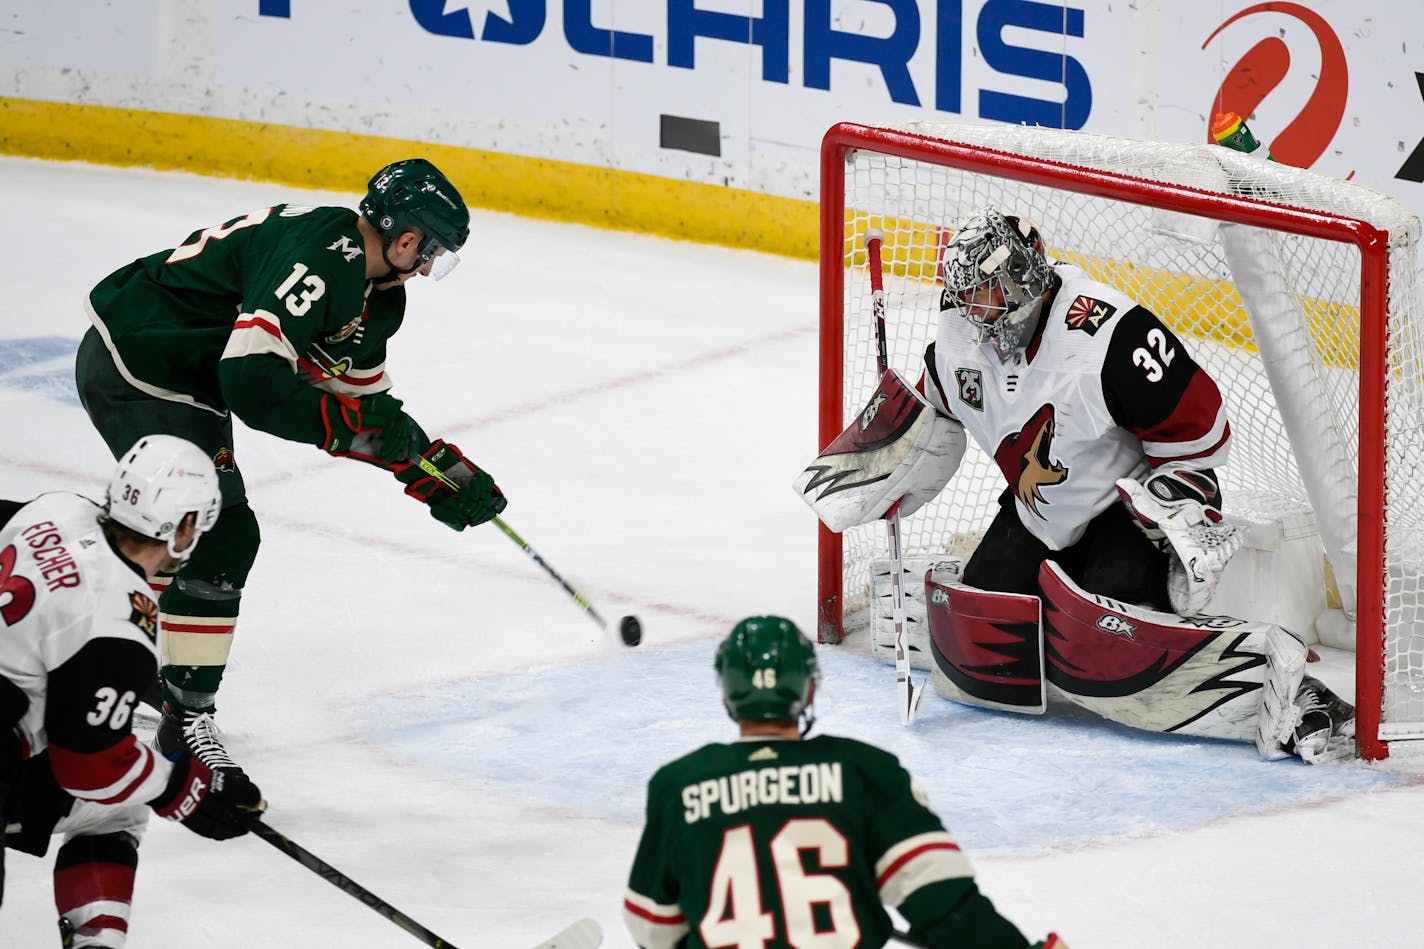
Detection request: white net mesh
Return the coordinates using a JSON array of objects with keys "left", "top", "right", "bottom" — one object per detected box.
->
[{"left": 825, "top": 122, "right": 1423, "bottom": 749}]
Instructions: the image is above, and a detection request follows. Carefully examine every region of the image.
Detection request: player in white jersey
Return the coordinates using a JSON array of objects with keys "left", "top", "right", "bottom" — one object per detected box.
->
[
  {"left": 913, "top": 209, "right": 1353, "bottom": 759},
  {"left": 1, "top": 435, "right": 264, "bottom": 947},
  {"left": 920, "top": 210, "right": 1231, "bottom": 607}
]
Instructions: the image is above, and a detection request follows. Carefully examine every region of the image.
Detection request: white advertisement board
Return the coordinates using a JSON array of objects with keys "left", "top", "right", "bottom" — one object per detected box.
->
[{"left": 2, "top": 2, "right": 1420, "bottom": 223}]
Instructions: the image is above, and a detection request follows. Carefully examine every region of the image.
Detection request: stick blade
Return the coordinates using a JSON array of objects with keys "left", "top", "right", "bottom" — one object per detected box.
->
[
  {"left": 901, "top": 676, "right": 928, "bottom": 727},
  {"left": 528, "top": 917, "right": 603, "bottom": 949}
]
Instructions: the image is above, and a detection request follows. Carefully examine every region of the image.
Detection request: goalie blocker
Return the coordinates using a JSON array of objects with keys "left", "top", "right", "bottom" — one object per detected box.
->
[
  {"left": 793, "top": 368, "right": 965, "bottom": 532},
  {"left": 920, "top": 560, "right": 1353, "bottom": 762}
]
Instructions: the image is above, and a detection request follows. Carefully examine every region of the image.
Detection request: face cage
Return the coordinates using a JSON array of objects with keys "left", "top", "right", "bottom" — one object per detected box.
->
[{"left": 944, "top": 274, "right": 1027, "bottom": 360}]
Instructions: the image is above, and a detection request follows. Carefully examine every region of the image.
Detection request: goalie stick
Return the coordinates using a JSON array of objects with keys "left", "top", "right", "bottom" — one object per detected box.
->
[
  {"left": 866, "top": 229, "right": 927, "bottom": 726},
  {"left": 247, "top": 817, "right": 603, "bottom": 949},
  {"left": 414, "top": 454, "right": 642, "bottom": 647}
]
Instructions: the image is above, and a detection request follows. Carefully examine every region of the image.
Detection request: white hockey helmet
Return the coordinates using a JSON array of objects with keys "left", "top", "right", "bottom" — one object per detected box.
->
[
  {"left": 105, "top": 435, "right": 222, "bottom": 560},
  {"left": 940, "top": 209, "right": 1055, "bottom": 361}
]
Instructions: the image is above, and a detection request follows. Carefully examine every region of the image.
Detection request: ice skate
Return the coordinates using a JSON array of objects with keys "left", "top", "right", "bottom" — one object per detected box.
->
[
  {"left": 155, "top": 703, "right": 245, "bottom": 775},
  {"left": 1291, "top": 676, "right": 1356, "bottom": 764}
]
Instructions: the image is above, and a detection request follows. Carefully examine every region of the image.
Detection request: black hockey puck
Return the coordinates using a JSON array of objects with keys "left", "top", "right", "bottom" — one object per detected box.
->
[{"left": 619, "top": 615, "right": 642, "bottom": 647}]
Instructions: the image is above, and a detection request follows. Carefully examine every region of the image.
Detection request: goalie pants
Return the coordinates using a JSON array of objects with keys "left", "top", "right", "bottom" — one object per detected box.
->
[
  {"left": 964, "top": 489, "right": 1171, "bottom": 611},
  {"left": 75, "top": 328, "right": 261, "bottom": 708}
]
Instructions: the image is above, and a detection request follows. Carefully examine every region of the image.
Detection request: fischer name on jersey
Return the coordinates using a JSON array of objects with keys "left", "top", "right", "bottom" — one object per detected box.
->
[
  {"left": 0, "top": 494, "right": 175, "bottom": 807},
  {"left": 922, "top": 262, "right": 1231, "bottom": 550}
]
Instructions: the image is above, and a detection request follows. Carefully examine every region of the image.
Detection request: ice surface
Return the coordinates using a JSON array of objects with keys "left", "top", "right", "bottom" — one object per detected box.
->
[{"left": 2, "top": 157, "right": 1422, "bottom": 948}]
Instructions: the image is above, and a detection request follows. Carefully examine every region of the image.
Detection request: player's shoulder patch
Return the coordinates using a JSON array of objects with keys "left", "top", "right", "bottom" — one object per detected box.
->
[
  {"left": 1064, "top": 294, "right": 1118, "bottom": 335},
  {"left": 127, "top": 591, "right": 158, "bottom": 644},
  {"left": 955, "top": 367, "right": 984, "bottom": 411}
]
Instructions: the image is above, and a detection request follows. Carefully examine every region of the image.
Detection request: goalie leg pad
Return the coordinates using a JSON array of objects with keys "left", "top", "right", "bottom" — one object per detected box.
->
[
  {"left": 794, "top": 369, "right": 966, "bottom": 532},
  {"left": 1039, "top": 560, "right": 1301, "bottom": 745},
  {"left": 926, "top": 564, "right": 1046, "bottom": 714},
  {"left": 870, "top": 554, "right": 939, "bottom": 671}
]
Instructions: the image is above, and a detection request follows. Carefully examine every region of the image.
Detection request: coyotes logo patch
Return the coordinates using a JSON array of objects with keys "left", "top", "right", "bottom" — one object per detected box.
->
[
  {"left": 994, "top": 403, "right": 1069, "bottom": 518},
  {"left": 128, "top": 591, "right": 158, "bottom": 644},
  {"left": 1065, "top": 295, "right": 1117, "bottom": 335}
]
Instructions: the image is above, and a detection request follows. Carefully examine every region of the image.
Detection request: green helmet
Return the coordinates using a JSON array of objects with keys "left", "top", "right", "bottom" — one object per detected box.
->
[
  {"left": 716, "top": 616, "right": 819, "bottom": 727},
  {"left": 360, "top": 159, "right": 470, "bottom": 274}
]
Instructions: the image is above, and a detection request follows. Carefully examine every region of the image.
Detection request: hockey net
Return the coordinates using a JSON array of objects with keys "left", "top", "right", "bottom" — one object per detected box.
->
[{"left": 817, "top": 122, "right": 1423, "bottom": 760}]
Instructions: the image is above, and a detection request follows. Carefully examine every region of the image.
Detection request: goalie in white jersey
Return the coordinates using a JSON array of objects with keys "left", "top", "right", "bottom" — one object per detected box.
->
[
  {"left": 923, "top": 210, "right": 1230, "bottom": 609},
  {"left": 1, "top": 435, "right": 264, "bottom": 947},
  {"left": 799, "top": 209, "right": 1355, "bottom": 762}
]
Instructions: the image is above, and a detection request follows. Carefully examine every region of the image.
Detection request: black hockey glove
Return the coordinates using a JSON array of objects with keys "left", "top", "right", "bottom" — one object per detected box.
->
[
  {"left": 320, "top": 392, "right": 417, "bottom": 466},
  {"left": 150, "top": 756, "right": 265, "bottom": 841},
  {"left": 393, "top": 439, "right": 507, "bottom": 531}
]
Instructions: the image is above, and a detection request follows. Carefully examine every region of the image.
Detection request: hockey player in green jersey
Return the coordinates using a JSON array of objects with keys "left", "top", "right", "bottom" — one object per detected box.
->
[
  {"left": 73, "top": 158, "right": 505, "bottom": 778},
  {"left": 624, "top": 616, "right": 1067, "bottom": 949}
]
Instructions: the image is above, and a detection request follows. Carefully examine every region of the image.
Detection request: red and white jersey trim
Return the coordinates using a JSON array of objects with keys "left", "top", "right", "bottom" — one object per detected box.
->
[
  {"left": 49, "top": 735, "right": 172, "bottom": 806},
  {"left": 308, "top": 362, "right": 393, "bottom": 397},
  {"left": 875, "top": 830, "right": 973, "bottom": 908},
  {"left": 623, "top": 888, "right": 689, "bottom": 949},
  {"left": 1141, "top": 403, "right": 1231, "bottom": 468},
  {"left": 222, "top": 307, "right": 300, "bottom": 370}
]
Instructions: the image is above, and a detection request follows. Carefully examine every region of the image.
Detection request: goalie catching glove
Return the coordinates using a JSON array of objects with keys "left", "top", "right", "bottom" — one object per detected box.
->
[
  {"left": 149, "top": 756, "right": 265, "bottom": 840},
  {"left": 320, "top": 392, "right": 418, "bottom": 466},
  {"left": 394, "top": 439, "right": 507, "bottom": 531},
  {"left": 1116, "top": 467, "right": 1243, "bottom": 616}
]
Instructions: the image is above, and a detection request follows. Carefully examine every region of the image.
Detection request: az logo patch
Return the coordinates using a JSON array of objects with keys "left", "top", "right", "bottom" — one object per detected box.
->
[
  {"left": 128, "top": 592, "right": 158, "bottom": 644},
  {"left": 1065, "top": 295, "right": 1117, "bottom": 335}
]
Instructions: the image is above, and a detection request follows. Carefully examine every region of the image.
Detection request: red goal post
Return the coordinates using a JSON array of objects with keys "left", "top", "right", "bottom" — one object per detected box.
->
[{"left": 817, "top": 121, "right": 1422, "bottom": 761}]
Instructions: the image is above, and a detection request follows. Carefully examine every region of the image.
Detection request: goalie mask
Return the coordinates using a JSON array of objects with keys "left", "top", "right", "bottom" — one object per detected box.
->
[
  {"left": 360, "top": 158, "right": 470, "bottom": 280},
  {"left": 105, "top": 435, "right": 222, "bottom": 562},
  {"left": 940, "top": 209, "right": 1055, "bottom": 361},
  {"left": 716, "top": 616, "right": 819, "bottom": 734}
]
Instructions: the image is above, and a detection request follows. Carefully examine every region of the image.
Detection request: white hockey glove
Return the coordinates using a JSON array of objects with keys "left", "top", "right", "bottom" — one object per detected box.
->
[{"left": 1116, "top": 469, "right": 1244, "bottom": 616}]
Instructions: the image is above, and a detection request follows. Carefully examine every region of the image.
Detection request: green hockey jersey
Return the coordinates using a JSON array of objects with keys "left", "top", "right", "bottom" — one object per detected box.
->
[
  {"left": 624, "top": 734, "right": 1029, "bottom": 949},
  {"left": 86, "top": 204, "right": 405, "bottom": 446}
]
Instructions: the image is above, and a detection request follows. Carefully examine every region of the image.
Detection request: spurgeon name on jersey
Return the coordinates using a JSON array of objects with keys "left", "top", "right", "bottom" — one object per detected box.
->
[
  {"left": 625, "top": 735, "right": 1029, "bottom": 949},
  {"left": 681, "top": 761, "right": 842, "bottom": 822}
]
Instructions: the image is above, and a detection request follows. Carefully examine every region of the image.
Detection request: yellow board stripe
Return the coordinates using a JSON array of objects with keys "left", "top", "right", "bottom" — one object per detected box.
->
[
  {"left": 0, "top": 96, "right": 1363, "bottom": 369},
  {"left": 841, "top": 216, "right": 1363, "bottom": 370},
  {"left": 0, "top": 96, "right": 818, "bottom": 259}
]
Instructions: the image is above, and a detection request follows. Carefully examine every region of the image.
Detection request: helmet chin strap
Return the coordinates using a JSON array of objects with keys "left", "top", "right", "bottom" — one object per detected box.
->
[{"left": 377, "top": 239, "right": 423, "bottom": 283}]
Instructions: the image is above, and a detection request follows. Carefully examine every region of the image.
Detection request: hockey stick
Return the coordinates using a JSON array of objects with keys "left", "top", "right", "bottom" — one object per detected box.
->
[
  {"left": 865, "top": 229, "right": 927, "bottom": 726},
  {"left": 249, "top": 816, "right": 603, "bottom": 949},
  {"left": 414, "top": 455, "right": 642, "bottom": 646},
  {"left": 491, "top": 515, "right": 641, "bottom": 646},
  {"left": 247, "top": 816, "right": 462, "bottom": 947}
]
